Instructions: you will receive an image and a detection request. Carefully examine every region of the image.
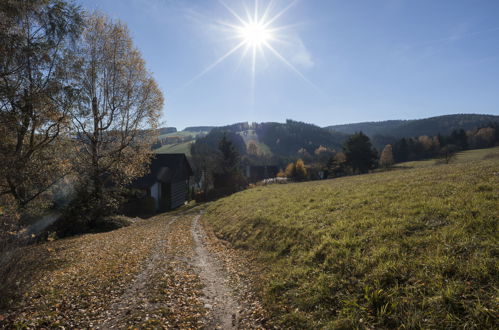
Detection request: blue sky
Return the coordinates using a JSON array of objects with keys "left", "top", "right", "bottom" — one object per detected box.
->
[{"left": 78, "top": 0, "right": 499, "bottom": 129}]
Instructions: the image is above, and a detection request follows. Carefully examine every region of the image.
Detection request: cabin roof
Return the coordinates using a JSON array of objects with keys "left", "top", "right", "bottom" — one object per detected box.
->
[{"left": 131, "top": 153, "right": 193, "bottom": 189}]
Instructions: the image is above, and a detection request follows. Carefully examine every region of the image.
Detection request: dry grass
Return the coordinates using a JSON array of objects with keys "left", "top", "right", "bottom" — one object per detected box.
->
[{"left": 206, "top": 147, "right": 499, "bottom": 328}]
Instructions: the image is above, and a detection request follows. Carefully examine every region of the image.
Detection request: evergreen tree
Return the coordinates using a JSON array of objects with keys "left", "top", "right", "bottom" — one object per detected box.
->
[
  {"left": 219, "top": 134, "right": 240, "bottom": 173},
  {"left": 214, "top": 134, "right": 245, "bottom": 191},
  {"left": 343, "top": 132, "right": 377, "bottom": 173},
  {"left": 326, "top": 152, "right": 347, "bottom": 178},
  {"left": 393, "top": 138, "right": 409, "bottom": 162},
  {"left": 449, "top": 129, "right": 468, "bottom": 150}
]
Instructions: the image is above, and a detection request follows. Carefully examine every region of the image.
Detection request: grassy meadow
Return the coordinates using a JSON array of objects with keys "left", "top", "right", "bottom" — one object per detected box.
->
[
  {"left": 154, "top": 141, "right": 193, "bottom": 155},
  {"left": 205, "top": 147, "right": 499, "bottom": 328}
]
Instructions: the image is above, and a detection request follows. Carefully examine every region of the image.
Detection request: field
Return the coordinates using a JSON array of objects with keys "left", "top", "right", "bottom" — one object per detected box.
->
[
  {"left": 397, "top": 147, "right": 499, "bottom": 169},
  {"left": 158, "top": 130, "right": 204, "bottom": 140},
  {"left": 154, "top": 141, "right": 193, "bottom": 155},
  {"left": 205, "top": 147, "right": 499, "bottom": 328}
]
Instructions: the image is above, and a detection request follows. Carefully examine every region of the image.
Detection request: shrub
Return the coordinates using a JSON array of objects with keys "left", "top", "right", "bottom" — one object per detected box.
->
[{"left": 92, "top": 215, "right": 133, "bottom": 232}]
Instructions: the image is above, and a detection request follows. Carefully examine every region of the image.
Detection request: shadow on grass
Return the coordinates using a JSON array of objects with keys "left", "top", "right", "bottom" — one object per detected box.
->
[{"left": 0, "top": 239, "right": 72, "bottom": 311}]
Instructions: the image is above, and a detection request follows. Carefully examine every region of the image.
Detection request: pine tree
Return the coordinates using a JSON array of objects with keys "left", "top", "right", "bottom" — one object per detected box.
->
[
  {"left": 343, "top": 132, "right": 377, "bottom": 173},
  {"left": 219, "top": 134, "right": 240, "bottom": 173}
]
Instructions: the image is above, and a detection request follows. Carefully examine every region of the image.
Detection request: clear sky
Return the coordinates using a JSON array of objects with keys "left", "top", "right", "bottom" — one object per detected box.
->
[{"left": 78, "top": 0, "right": 499, "bottom": 129}]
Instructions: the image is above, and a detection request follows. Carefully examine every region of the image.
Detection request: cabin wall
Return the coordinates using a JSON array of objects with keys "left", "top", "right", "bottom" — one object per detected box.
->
[{"left": 170, "top": 180, "right": 188, "bottom": 209}]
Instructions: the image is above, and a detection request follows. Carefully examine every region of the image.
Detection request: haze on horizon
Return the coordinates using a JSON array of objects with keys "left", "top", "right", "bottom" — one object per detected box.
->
[{"left": 79, "top": 0, "right": 499, "bottom": 129}]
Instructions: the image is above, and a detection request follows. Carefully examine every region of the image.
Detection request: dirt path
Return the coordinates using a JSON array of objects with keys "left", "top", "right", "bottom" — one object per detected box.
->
[
  {"left": 2, "top": 210, "right": 266, "bottom": 329},
  {"left": 192, "top": 214, "right": 241, "bottom": 329},
  {"left": 96, "top": 217, "right": 178, "bottom": 329}
]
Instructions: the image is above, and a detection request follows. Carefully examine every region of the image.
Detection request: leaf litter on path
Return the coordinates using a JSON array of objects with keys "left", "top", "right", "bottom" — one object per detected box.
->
[{"left": 2, "top": 209, "right": 268, "bottom": 329}]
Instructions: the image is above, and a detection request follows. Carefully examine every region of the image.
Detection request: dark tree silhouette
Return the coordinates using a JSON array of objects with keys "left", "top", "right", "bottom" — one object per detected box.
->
[
  {"left": 219, "top": 134, "right": 240, "bottom": 173},
  {"left": 213, "top": 134, "right": 246, "bottom": 191},
  {"left": 343, "top": 132, "right": 377, "bottom": 173}
]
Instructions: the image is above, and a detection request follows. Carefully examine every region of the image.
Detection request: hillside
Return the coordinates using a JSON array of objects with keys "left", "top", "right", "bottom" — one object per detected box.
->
[
  {"left": 205, "top": 147, "right": 499, "bottom": 328},
  {"left": 155, "top": 141, "right": 193, "bottom": 155},
  {"left": 325, "top": 114, "right": 499, "bottom": 138},
  {"left": 190, "top": 120, "right": 348, "bottom": 160},
  {"left": 156, "top": 114, "right": 499, "bottom": 157}
]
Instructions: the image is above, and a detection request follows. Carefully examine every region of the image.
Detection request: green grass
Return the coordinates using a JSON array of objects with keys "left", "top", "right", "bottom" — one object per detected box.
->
[
  {"left": 397, "top": 146, "right": 499, "bottom": 169},
  {"left": 205, "top": 147, "right": 499, "bottom": 329},
  {"left": 158, "top": 130, "right": 209, "bottom": 140},
  {"left": 154, "top": 141, "right": 193, "bottom": 155}
]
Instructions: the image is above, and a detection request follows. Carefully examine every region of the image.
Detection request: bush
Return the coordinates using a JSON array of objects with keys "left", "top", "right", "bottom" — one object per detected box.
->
[{"left": 92, "top": 215, "right": 133, "bottom": 232}]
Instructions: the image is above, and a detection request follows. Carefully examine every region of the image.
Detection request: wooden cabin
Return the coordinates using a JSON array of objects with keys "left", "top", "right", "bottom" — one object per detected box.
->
[{"left": 128, "top": 154, "right": 193, "bottom": 214}]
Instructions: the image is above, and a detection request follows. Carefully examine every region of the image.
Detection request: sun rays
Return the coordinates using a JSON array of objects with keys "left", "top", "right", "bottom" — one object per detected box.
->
[{"left": 181, "top": 0, "right": 313, "bottom": 94}]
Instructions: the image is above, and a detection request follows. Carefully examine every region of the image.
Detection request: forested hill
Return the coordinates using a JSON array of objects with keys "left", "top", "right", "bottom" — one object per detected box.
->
[
  {"left": 254, "top": 120, "right": 347, "bottom": 155},
  {"left": 157, "top": 114, "right": 499, "bottom": 157},
  {"left": 201, "top": 120, "right": 348, "bottom": 156},
  {"left": 325, "top": 114, "right": 499, "bottom": 138}
]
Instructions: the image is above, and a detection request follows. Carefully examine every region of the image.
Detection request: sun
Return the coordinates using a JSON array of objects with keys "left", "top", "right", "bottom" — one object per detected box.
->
[
  {"left": 182, "top": 1, "right": 314, "bottom": 92},
  {"left": 238, "top": 22, "right": 273, "bottom": 47}
]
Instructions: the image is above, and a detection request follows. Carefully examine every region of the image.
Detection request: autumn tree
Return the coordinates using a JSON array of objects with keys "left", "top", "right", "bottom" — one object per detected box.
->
[
  {"left": 294, "top": 159, "right": 307, "bottom": 181},
  {"left": 284, "top": 162, "right": 295, "bottom": 178},
  {"left": 285, "top": 159, "right": 307, "bottom": 181},
  {"left": 343, "top": 132, "right": 377, "bottom": 174},
  {"left": 0, "top": 0, "right": 83, "bottom": 208},
  {"left": 69, "top": 14, "right": 163, "bottom": 215},
  {"left": 379, "top": 144, "right": 394, "bottom": 168}
]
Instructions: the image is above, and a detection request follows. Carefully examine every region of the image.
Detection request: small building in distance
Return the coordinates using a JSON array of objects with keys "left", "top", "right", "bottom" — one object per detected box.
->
[
  {"left": 245, "top": 165, "right": 279, "bottom": 183},
  {"left": 126, "top": 153, "right": 193, "bottom": 215}
]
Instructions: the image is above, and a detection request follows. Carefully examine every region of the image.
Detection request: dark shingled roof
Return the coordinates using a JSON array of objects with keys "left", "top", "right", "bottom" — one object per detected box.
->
[{"left": 131, "top": 154, "right": 193, "bottom": 189}]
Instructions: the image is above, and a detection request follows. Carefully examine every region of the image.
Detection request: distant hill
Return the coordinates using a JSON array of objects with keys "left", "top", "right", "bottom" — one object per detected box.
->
[
  {"left": 325, "top": 114, "right": 499, "bottom": 138},
  {"left": 184, "top": 126, "right": 216, "bottom": 132},
  {"left": 158, "top": 127, "right": 177, "bottom": 135},
  {"left": 253, "top": 120, "right": 347, "bottom": 156},
  {"left": 189, "top": 120, "right": 348, "bottom": 161},
  {"left": 158, "top": 114, "right": 499, "bottom": 156}
]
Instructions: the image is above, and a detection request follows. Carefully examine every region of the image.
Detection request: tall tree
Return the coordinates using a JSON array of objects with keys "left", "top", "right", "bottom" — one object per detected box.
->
[
  {"left": 326, "top": 152, "right": 347, "bottom": 178},
  {"left": 379, "top": 144, "right": 394, "bottom": 168},
  {"left": 70, "top": 14, "right": 163, "bottom": 213},
  {"left": 393, "top": 138, "right": 409, "bottom": 162},
  {"left": 218, "top": 134, "right": 240, "bottom": 174},
  {"left": 343, "top": 132, "right": 377, "bottom": 174},
  {"left": 0, "top": 0, "right": 83, "bottom": 207},
  {"left": 190, "top": 141, "right": 220, "bottom": 192},
  {"left": 214, "top": 134, "right": 245, "bottom": 190}
]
